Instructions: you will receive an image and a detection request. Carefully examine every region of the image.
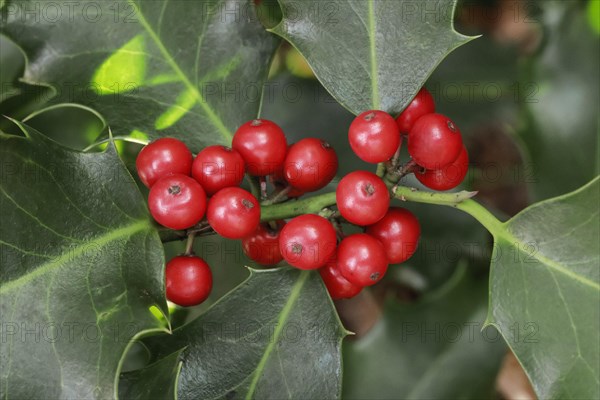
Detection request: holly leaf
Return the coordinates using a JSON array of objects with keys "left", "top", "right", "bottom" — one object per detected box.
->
[
  {"left": 1, "top": 0, "right": 279, "bottom": 150},
  {"left": 19, "top": 104, "right": 108, "bottom": 151},
  {"left": 270, "top": 0, "right": 474, "bottom": 115},
  {"left": 0, "top": 120, "right": 167, "bottom": 398},
  {"left": 119, "top": 349, "right": 183, "bottom": 400},
  {"left": 482, "top": 177, "right": 600, "bottom": 399},
  {"left": 140, "top": 268, "right": 347, "bottom": 400},
  {"left": 343, "top": 263, "right": 506, "bottom": 399}
]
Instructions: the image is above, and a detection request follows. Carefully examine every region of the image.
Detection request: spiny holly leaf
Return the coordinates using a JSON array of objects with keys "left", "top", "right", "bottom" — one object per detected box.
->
[
  {"left": 484, "top": 177, "right": 600, "bottom": 399},
  {"left": 343, "top": 263, "right": 506, "bottom": 399},
  {"left": 270, "top": 0, "right": 474, "bottom": 115},
  {"left": 141, "top": 268, "right": 347, "bottom": 400},
  {"left": 0, "top": 120, "right": 167, "bottom": 398},
  {"left": 1, "top": 0, "right": 279, "bottom": 150},
  {"left": 119, "top": 349, "right": 183, "bottom": 400}
]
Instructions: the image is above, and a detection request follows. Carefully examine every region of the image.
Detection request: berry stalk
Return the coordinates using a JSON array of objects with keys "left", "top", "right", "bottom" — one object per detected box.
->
[{"left": 260, "top": 191, "right": 337, "bottom": 221}]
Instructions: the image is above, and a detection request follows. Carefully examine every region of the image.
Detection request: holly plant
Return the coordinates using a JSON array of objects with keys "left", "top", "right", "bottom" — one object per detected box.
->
[{"left": 1, "top": 0, "right": 598, "bottom": 399}]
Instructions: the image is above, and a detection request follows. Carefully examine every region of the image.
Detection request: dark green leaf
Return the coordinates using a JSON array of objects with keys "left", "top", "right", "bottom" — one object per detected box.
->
[
  {"left": 143, "top": 268, "right": 347, "bottom": 400},
  {"left": 21, "top": 104, "right": 107, "bottom": 150},
  {"left": 0, "top": 120, "right": 167, "bottom": 398},
  {"left": 483, "top": 177, "right": 600, "bottom": 399},
  {"left": 343, "top": 263, "right": 506, "bottom": 399},
  {"left": 119, "top": 349, "right": 183, "bottom": 400},
  {"left": 1, "top": 0, "right": 280, "bottom": 150},
  {"left": 0, "top": 35, "right": 54, "bottom": 125},
  {"left": 270, "top": 0, "right": 474, "bottom": 115}
]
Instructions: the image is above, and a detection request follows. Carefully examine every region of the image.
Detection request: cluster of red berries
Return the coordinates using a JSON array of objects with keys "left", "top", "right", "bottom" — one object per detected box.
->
[
  {"left": 135, "top": 119, "right": 340, "bottom": 306},
  {"left": 136, "top": 87, "right": 468, "bottom": 306},
  {"left": 350, "top": 88, "right": 469, "bottom": 190}
]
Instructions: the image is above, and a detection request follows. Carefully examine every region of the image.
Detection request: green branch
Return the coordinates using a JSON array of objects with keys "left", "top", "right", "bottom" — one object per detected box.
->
[
  {"left": 260, "top": 192, "right": 336, "bottom": 221},
  {"left": 160, "top": 181, "right": 504, "bottom": 244},
  {"left": 392, "top": 185, "right": 504, "bottom": 234},
  {"left": 393, "top": 185, "right": 477, "bottom": 207}
]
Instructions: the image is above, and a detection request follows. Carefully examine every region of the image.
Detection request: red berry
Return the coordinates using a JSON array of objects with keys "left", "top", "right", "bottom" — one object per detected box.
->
[
  {"left": 415, "top": 146, "right": 469, "bottom": 191},
  {"left": 232, "top": 119, "right": 287, "bottom": 176},
  {"left": 366, "top": 207, "right": 421, "bottom": 264},
  {"left": 270, "top": 145, "right": 305, "bottom": 198},
  {"left": 396, "top": 88, "right": 436, "bottom": 134},
  {"left": 337, "top": 234, "right": 388, "bottom": 287},
  {"left": 192, "top": 145, "right": 245, "bottom": 196},
  {"left": 283, "top": 138, "right": 338, "bottom": 192},
  {"left": 166, "top": 255, "right": 212, "bottom": 307},
  {"left": 242, "top": 222, "right": 285, "bottom": 266},
  {"left": 136, "top": 138, "right": 193, "bottom": 188},
  {"left": 207, "top": 187, "right": 260, "bottom": 239},
  {"left": 336, "top": 171, "right": 390, "bottom": 226},
  {"left": 319, "top": 256, "right": 362, "bottom": 300},
  {"left": 408, "top": 114, "right": 463, "bottom": 170},
  {"left": 279, "top": 214, "right": 337, "bottom": 270},
  {"left": 348, "top": 110, "right": 400, "bottom": 163},
  {"left": 148, "top": 174, "right": 206, "bottom": 230}
]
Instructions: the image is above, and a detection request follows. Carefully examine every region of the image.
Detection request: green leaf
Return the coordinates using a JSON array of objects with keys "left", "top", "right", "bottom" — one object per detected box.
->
[
  {"left": 119, "top": 349, "right": 183, "bottom": 400},
  {"left": 459, "top": 177, "right": 600, "bottom": 399},
  {"left": 0, "top": 120, "right": 167, "bottom": 398},
  {"left": 270, "top": 0, "right": 474, "bottom": 115},
  {"left": 1, "top": 0, "right": 280, "bottom": 150},
  {"left": 343, "top": 263, "right": 506, "bottom": 399},
  {"left": 20, "top": 104, "right": 107, "bottom": 150},
  {"left": 141, "top": 268, "right": 347, "bottom": 400}
]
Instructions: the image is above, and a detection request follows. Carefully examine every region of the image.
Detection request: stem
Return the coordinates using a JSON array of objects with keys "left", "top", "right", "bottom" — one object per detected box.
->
[
  {"left": 393, "top": 185, "right": 478, "bottom": 206},
  {"left": 386, "top": 160, "right": 418, "bottom": 185},
  {"left": 376, "top": 163, "right": 386, "bottom": 177},
  {"left": 392, "top": 186, "right": 504, "bottom": 234},
  {"left": 261, "top": 186, "right": 291, "bottom": 206},
  {"left": 455, "top": 199, "right": 505, "bottom": 235},
  {"left": 82, "top": 136, "right": 149, "bottom": 152},
  {"left": 159, "top": 176, "right": 502, "bottom": 245},
  {"left": 330, "top": 217, "right": 345, "bottom": 240},
  {"left": 184, "top": 232, "right": 196, "bottom": 255},
  {"left": 159, "top": 229, "right": 187, "bottom": 243},
  {"left": 259, "top": 177, "right": 268, "bottom": 201},
  {"left": 385, "top": 136, "right": 403, "bottom": 172},
  {"left": 261, "top": 192, "right": 336, "bottom": 221},
  {"left": 159, "top": 221, "right": 213, "bottom": 244},
  {"left": 246, "top": 175, "right": 261, "bottom": 199}
]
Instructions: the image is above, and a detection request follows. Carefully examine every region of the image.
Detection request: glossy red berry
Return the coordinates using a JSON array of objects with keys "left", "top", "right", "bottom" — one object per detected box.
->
[
  {"left": 415, "top": 146, "right": 469, "bottom": 191},
  {"left": 348, "top": 110, "right": 400, "bottom": 163},
  {"left": 148, "top": 174, "right": 206, "bottom": 230},
  {"left": 192, "top": 145, "right": 245, "bottom": 196},
  {"left": 283, "top": 138, "right": 338, "bottom": 192},
  {"left": 270, "top": 145, "right": 305, "bottom": 198},
  {"left": 232, "top": 119, "right": 287, "bottom": 176},
  {"left": 319, "top": 256, "right": 362, "bottom": 300},
  {"left": 165, "top": 255, "right": 212, "bottom": 307},
  {"left": 136, "top": 138, "right": 193, "bottom": 188},
  {"left": 207, "top": 187, "right": 260, "bottom": 239},
  {"left": 366, "top": 207, "right": 421, "bottom": 264},
  {"left": 242, "top": 222, "right": 285, "bottom": 266},
  {"left": 396, "top": 88, "right": 436, "bottom": 134},
  {"left": 408, "top": 113, "right": 463, "bottom": 170},
  {"left": 336, "top": 171, "right": 390, "bottom": 226},
  {"left": 279, "top": 214, "right": 337, "bottom": 270},
  {"left": 337, "top": 234, "right": 388, "bottom": 287}
]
